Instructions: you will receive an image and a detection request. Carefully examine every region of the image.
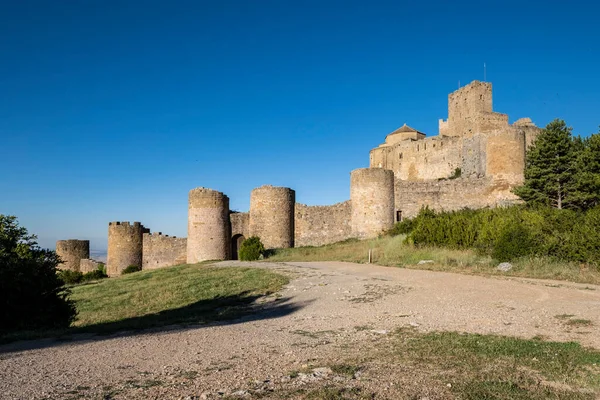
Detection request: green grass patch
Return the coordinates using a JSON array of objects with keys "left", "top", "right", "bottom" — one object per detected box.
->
[
  {"left": 391, "top": 329, "right": 600, "bottom": 398},
  {"left": 566, "top": 319, "right": 594, "bottom": 327},
  {"left": 2, "top": 264, "right": 289, "bottom": 342},
  {"left": 70, "top": 264, "right": 289, "bottom": 332}
]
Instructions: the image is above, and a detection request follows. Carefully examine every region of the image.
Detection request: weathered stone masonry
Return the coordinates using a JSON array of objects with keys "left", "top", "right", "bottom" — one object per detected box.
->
[
  {"left": 295, "top": 201, "right": 352, "bottom": 247},
  {"left": 107, "top": 222, "right": 149, "bottom": 277},
  {"left": 187, "top": 188, "right": 230, "bottom": 263},
  {"left": 56, "top": 240, "right": 89, "bottom": 271},
  {"left": 143, "top": 233, "right": 187, "bottom": 270}
]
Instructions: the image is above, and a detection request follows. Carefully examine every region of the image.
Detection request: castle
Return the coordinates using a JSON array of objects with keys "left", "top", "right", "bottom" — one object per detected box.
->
[{"left": 56, "top": 81, "right": 542, "bottom": 276}]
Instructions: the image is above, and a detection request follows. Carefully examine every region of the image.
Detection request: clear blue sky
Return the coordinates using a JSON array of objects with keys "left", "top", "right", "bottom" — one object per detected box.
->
[{"left": 1, "top": 1, "right": 598, "bottom": 250}]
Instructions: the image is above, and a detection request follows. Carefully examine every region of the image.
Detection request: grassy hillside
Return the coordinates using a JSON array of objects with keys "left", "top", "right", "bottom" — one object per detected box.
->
[
  {"left": 70, "top": 264, "right": 289, "bottom": 332},
  {"left": 2, "top": 264, "right": 289, "bottom": 342},
  {"left": 268, "top": 235, "right": 600, "bottom": 285}
]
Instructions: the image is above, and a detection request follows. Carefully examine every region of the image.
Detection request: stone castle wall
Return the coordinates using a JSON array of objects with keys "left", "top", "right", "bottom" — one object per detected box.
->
[
  {"left": 143, "top": 233, "right": 187, "bottom": 270},
  {"left": 351, "top": 168, "right": 395, "bottom": 238},
  {"left": 249, "top": 185, "right": 295, "bottom": 249},
  {"left": 80, "top": 258, "right": 102, "bottom": 273},
  {"left": 485, "top": 128, "right": 526, "bottom": 185},
  {"left": 107, "top": 222, "right": 149, "bottom": 276},
  {"left": 394, "top": 177, "right": 521, "bottom": 219},
  {"left": 370, "top": 136, "right": 462, "bottom": 181},
  {"left": 187, "top": 188, "right": 230, "bottom": 263},
  {"left": 230, "top": 212, "right": 250, "bottom": 237},
  {"left": 295, "top": 201, "right": 352, "bottom": 247},
  {"left": 56, "top": 240, "right": 89, "bottom": 271}
]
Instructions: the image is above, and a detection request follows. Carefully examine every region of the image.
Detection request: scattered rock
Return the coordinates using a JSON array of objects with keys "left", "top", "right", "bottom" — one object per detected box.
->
[
  {"left": 371, "top": 329, "right": 388, "bottom": 335},
  {"left": 312, "top": 367, "right": 332, "bottom": 377},
  {"left": 497, "top": 262, "right": 513, "bottom": 272},
  {"left": 417, "top": 260, "right": 434, "bottom": 265}
]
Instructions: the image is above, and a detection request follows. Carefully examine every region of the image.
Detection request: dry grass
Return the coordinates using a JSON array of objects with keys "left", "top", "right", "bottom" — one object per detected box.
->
[
  {"left": 267, "top": 235, "right": 600, "bottom": 285},
  {"left": 241, "top": 328, "right": 600, "bottom": 399}
]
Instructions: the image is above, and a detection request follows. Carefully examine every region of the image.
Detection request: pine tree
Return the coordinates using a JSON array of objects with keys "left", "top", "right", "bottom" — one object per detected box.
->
[
  {"left": 513, "top": 119, "right": 576, "bottom": 209},
  {"left": 569, "top": 130, "right": 600, "bottom": 210}
]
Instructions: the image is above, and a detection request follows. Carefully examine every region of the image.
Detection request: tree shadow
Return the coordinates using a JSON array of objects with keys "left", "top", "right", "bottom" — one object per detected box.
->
[{"left": 0, "top": 292, "right": 308, "bottom": 354}]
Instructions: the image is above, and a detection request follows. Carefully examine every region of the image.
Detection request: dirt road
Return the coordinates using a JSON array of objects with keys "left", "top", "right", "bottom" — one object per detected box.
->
[{"left": 2, "top": 261, "right": 599, "bottom": 399}]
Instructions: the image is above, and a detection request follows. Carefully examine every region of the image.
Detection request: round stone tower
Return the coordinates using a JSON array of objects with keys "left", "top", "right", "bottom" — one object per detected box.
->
[
  {"left": 187, "top": 187, "right": 230, "bottom": 263},
  {"left": 107, "top": 221, "right": 148, "bottom": 276},
  {"left": 249, "top": 185, "right": 295, "bottom": 249},
  {"left": 350, "top": 168, "right": 395, "bottom": 239},
  {"left": 55, "top": 240, "right": 89, "bottom": 271},
  {"left": 485, "top": 129, "right": 527, "bottom": 185}
]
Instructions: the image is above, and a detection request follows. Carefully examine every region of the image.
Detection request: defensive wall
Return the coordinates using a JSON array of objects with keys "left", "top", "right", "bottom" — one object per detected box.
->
[
  {"left": 73, "top": 80, "right": 542, "bottom": 274},
  {"left": 106, "top": 222, "right": 149, "bottom": 277},
  {"left": 187, "top": 188, "right": 230, "bottom": 263},
  {"left": 56, "top": 240, "right": 90, "bottom": 271},
  {"left": 294, "top": 201, "right": 352, "bottom": 247},
  {"left": 80, "top": 259, "right": 103, "bottom": 273},
  {"left": 249, "top": 185, "right": 295, "bottom": 249},
  {"left": 142, "top": 232, "right": 187, "bottom": 270}
]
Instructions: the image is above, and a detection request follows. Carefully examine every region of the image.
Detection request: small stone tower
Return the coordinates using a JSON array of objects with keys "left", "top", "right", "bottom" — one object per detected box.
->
[
  {"left": 55, "top": 240, "right": 90, "bottom": 271},
  {"left": 107, "top": 222, "right": 148, "bottom": 276},
  {"left": 187, "top": 187, "right": 230, "bottom": 263},
  {"left": 249, "top": 185, "right": 295, "bottom": 249},
  {"left": 350, "top": 168, "right": 395, "bottom": 238}
]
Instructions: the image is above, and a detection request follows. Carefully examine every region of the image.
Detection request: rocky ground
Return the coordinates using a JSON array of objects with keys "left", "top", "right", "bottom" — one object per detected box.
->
[{"left": 1, "top": 261, "right": 599, "bottom": 399}]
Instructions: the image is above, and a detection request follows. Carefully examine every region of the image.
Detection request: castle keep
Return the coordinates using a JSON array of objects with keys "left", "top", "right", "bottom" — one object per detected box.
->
[{"left": 58, "top": 81, "right": 542, "bottom": 275}]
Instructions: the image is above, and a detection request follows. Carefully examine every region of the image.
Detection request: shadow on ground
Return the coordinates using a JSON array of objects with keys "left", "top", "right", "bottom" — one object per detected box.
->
[{"left": 0, "top": 293, "right": 308, "bottom": 354}]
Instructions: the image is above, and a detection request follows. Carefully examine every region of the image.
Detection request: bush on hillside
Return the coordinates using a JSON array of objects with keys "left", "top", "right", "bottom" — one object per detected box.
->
[
  {"left": 58, "top": 269, "right": 84, "bottom": 285},
  {"left": 82, "top": 268, "right": 108, "bottom": 282},
  {"left": 122, "top": 265, "right": 142, "bottom": 275},
  {"left": 0, "top": 215, "right": 76, "bottom": 332},
  {"left": 97, "top": 263, "right": 106, "bottom": 275},
  {"left": 58, "top": 266, "right": 108, "bottom": 285},
  {"left": 239, "top": 236, "right": 265, "bottom": 261},
  {"left": 394, "top": 206, "right": 600, "bottom": 265},
  {"left": 491, "top": 224, "right": 537, "bottom": 262}
]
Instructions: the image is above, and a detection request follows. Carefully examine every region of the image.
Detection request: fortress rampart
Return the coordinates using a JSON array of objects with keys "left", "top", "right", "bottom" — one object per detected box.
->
[
  {"left": 295, "top": 201, "right": 352, "bottom": 247},
  {"left": 56, "top": 240, "right": 90, "bottom": 271},
  {"left": 249, "top": 185, "right": 295, "bottom": 249},
  {"left": 143, "top": 232, "right": 187, "bottom": 270},
  {"left": 80, "top": 259, "right": 102, "bottom": 273},
  {"left": 351, "top": 168, "right": 395, "bottom": 238},
  {"left": 187, "top": 188, "right": 230, "bottom": 263},
  {"left": 76, "top": 80, "right": 541, "bottom": 273},
  {"left": 107, "top": 222, "right": 149, "bottom": 276}
]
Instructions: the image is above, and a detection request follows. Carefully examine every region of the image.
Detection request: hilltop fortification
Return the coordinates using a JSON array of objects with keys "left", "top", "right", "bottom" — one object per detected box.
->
[
  {"left": 370, "top": 80, "right": 541, "bottom": 218},
  {"left": 80, "top": 80, "right": 541, "bottom": 271}
]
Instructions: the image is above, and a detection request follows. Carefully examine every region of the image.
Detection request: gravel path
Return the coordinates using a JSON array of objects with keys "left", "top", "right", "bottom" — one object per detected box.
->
[{"left": 1, "top": 261, "right": 599, "bottom": 399}]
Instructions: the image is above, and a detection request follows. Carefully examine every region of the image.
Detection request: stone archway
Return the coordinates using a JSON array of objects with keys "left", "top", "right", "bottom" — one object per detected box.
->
[{"left": 231, "top": 234, "right": 245, "bottom": 260}]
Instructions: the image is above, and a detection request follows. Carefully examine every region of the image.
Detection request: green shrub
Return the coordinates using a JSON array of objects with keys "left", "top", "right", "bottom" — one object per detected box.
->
[
  {"left": 239, "top": 236, "right": 265, "bottom": 261},
  {"left": 0, "top": 215, "right": 76, "bottom": 332},
  {"left": 122, "top": 265, "right": 142, "bottom": 275},
  {"left": 401, "top": 206, "right": 600, "bottom": 266},
  {"left": 388, "top": 218, "right": 417, "bottom": 236},
  {"left": 97, "top": 263, "right": 106, "bottom": 275},
  {"left": 491, "top": 224, "right": 536, "bottom": 262},
  {"left": 57, "top": 269, "right": 84, "bottom": 285},
  {"left": 81, "top": 268, "right": 108, "bottom": 282}
]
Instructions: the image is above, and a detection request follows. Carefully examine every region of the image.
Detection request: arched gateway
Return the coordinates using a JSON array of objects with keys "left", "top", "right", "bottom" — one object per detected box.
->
[{"left": 231, "top": 234, "right": 245, "bottom": 260}]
